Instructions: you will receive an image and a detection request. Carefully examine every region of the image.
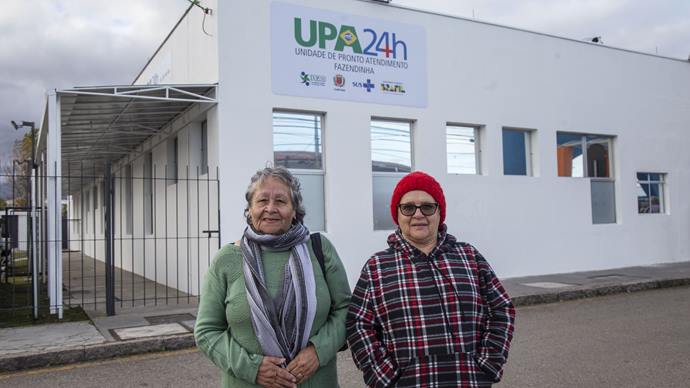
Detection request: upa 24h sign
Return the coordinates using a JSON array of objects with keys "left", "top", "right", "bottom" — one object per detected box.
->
[{"left": 271, "top": 2, "right": 427, "bottom": 107}]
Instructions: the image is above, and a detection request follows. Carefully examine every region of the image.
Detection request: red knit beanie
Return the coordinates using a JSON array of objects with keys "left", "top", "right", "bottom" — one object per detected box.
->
[{"left": 390, "top": 171, "right": 446, "bottom": 227}]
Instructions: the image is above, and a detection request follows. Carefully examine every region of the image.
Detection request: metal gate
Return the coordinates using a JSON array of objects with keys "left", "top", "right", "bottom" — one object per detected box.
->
[{"left": 63, "top": 162, "right": 221, "bottom": 315}]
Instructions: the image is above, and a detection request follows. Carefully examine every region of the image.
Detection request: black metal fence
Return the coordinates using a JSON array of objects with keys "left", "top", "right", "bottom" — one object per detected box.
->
[
  {"left": 1, "top": 162, "right": 221, "bottom": 321},
  {"left": 1, "top": 161, "right": 44, "bottom": 326}
]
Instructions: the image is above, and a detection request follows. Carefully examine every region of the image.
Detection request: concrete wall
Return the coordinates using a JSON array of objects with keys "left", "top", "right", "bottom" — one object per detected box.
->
[
  {"left": 133, "top": 0, "right": 218, "bottom": 85},
  {"left": 217, "top": 0, "right": 690, "bottom": 286}
]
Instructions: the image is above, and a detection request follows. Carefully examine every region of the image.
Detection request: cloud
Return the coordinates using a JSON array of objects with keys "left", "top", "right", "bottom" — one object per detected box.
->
[
  {"left": 395, "top": 0, "right": 690, "bottom": 58},
  {"left": 0, "top": 0, "right": 189, "bottom": 165}
]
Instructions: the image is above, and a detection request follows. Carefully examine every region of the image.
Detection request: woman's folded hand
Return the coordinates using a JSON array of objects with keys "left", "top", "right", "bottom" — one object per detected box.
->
[
  {"left": 287, "top": 344, "right": 320, "bottom": 384},
  {"left": 256, "top": 356, "right": 297, "bottom": 388}
]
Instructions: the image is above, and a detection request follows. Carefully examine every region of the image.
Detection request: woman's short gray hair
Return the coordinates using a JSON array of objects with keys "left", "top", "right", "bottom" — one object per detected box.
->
[{"left": 244, "top": 166, "right": 306, "bottom": 225}]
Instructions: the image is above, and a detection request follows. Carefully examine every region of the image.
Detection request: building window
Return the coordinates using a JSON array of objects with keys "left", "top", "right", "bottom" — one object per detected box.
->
[
  {"left": 144, "top": 152, "right": 153, "bottom": 234},
  {"left": 503, "top": 128, "right": 533, "bottom": 176},
  {"left": 557, "top": 132, "right": 615, "bottom": 224},
  {"left": 102, "top": 181, "right": 107, "bottom": 209},
  {"left": 85, "top": 188, "right": 90, "bottom": 234},
  {"left": 73, "top": 198, "right": 79, "bottom": 235},
  {"left": 557, "top": 133, "right": 612, "bottom": 178},
  {"left": 200, "top": 120, "right": 208, "bottom": 175},
  {"left": 447, "top": 124, "right": 480, "bottom": 174},
  {"left": 93, "top": 185, "right": 98, "bottom": 210},
  {"left": 167, "top": 137, "right": 178, "bottom": 185},
  {"left": 125, "top": 164, "right": 133, "bottom": 234},
  {"left": 637, "top": 173, "right": 666, "bottom": 214},
  {"left": 92, "top": 185, "right": 98, "bottom": 233},
  {"left": 273, "top": 111, "right": 325, "bottom": 231},
  {"left": 100, "top": 181, "right": 106, "bottom": 233},
  {"left": 371, "top": 119, "right": 412, "bottom": 230}
]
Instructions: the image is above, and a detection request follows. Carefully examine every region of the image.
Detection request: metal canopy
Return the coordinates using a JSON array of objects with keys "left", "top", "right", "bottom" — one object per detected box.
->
[{"left": 57, "top": 84, "right": 216, "bottom": 192}]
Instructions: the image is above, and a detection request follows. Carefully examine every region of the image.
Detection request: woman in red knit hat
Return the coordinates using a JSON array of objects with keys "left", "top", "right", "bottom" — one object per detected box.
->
[{"left": 346, "top": 171, "right": 515, "bottom": 388}]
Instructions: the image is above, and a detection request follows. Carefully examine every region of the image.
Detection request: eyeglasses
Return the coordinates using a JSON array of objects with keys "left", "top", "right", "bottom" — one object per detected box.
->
[{"left": 398, "top": 203, "right": 439, "bottom": 216}]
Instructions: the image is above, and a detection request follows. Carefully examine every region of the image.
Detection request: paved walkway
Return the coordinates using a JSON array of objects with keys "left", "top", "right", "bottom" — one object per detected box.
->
[
  {"left": 1, "top": 260, "right": 689, "bottom": 373},
  {"left": 63, "top": 251, "right": 197, "bottom": 312}
]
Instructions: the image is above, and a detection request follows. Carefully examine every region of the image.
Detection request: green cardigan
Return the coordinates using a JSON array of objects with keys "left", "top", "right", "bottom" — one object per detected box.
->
[{"left": 194, "top": 235, "right": 351, "bottom": 388}]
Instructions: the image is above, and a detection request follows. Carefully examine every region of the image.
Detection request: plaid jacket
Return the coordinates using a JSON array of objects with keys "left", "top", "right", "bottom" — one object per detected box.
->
[{"left": 346, "top": 227, "right": 515, "bottom": 388}]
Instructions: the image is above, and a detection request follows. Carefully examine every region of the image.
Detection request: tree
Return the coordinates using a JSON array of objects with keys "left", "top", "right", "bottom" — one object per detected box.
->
[{"left": 1, "top": 130, "right": 36, "bottom": 206}]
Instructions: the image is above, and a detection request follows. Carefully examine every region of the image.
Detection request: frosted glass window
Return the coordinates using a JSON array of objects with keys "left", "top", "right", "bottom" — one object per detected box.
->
[
  {"left": 372, "top": 175, "right": 400, "bottom": 230},
  {"left": 294, "top": 173, "right": 325, "bottom": 231},
  {"left": 591, "top": 180, "right": 616, "bottom": 224}
]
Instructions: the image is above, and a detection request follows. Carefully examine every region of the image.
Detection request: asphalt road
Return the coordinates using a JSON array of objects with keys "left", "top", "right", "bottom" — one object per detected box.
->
[{"left": 1, "top": 286, "right": 689, "bottom": 387}]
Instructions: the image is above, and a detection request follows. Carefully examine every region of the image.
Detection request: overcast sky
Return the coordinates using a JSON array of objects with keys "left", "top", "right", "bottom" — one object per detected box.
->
[{"left": 1, "top": 0, "right": 688, "bottom": 165}]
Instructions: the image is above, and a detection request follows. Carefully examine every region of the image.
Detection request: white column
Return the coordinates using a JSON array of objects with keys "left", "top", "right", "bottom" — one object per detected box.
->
[{"left": 47, "top": 91, "right": 63, "bottom": 318}]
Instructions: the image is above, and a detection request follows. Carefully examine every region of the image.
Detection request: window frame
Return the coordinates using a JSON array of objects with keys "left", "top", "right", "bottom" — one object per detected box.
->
[
  {"left": 272, "top": 109, "right": 326, "bottom": 232},
  {"left": 273, "top": 110, "right": 324, "bottom": 171},
  {"left": 557, "top": 131, "right": 617, "bottom": 224},
  {"left": 371, "top": 117, "right": 414, "bottom": 174},
  {"left": 502, "top": 127, "right": 534, "bottom": 176},
  {"left": 446, "top": 123, "right": 481, "bottom": 175},
  {"left": 636, "top": 172, "right": 666, "bottom": 215},
  {"left": 557, "top": 132, "right": 614, "bottom": 179}
]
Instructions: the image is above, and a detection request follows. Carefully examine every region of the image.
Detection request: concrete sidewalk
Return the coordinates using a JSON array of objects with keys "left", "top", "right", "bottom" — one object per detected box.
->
[{"left": 1, "top": 261, "right": 690, "bottom": 373}]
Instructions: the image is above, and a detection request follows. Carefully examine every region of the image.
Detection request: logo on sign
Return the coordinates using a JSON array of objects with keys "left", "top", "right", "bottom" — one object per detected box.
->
[
  {"left": 333, "top": 74, "right": 346, "bottom": 88},
  {"left": 339, "top": 29, "right": 358, "bottom": 46},
  {"left": 300, "top": 71, "right": 326, "bottom": 87},
  {"left": 352, "top": 79, "right": 375, "bottom": 92},
  {"left": 380, "top": 81, "right": 406, "bottom": 94},
  {"left": 294, "top": 18, "right": 409, "bottom": 60}
]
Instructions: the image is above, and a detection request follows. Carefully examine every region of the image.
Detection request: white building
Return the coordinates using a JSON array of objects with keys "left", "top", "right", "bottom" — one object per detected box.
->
[{"left": 39, "top": 0, "right": 690, "bottom": 314}]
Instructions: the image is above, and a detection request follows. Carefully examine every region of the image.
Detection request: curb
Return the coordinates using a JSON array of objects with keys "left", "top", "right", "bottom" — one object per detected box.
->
[
  {"left": 512, "top": 277, "right": 690, "bottom": 307},
  {"left": 0, "top": 333, "right": 196, "bottom": 373}
]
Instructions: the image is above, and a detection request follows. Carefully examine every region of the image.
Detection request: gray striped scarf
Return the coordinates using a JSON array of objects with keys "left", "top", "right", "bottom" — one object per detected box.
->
[{"left": 241, "top": 223, "right": 317, "bottom": 362}]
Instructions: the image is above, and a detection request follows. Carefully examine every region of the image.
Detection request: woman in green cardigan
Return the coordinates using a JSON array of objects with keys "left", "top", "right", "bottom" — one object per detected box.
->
[{"left": 195, "top": 167, "right": 351, "bottom": 388}]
